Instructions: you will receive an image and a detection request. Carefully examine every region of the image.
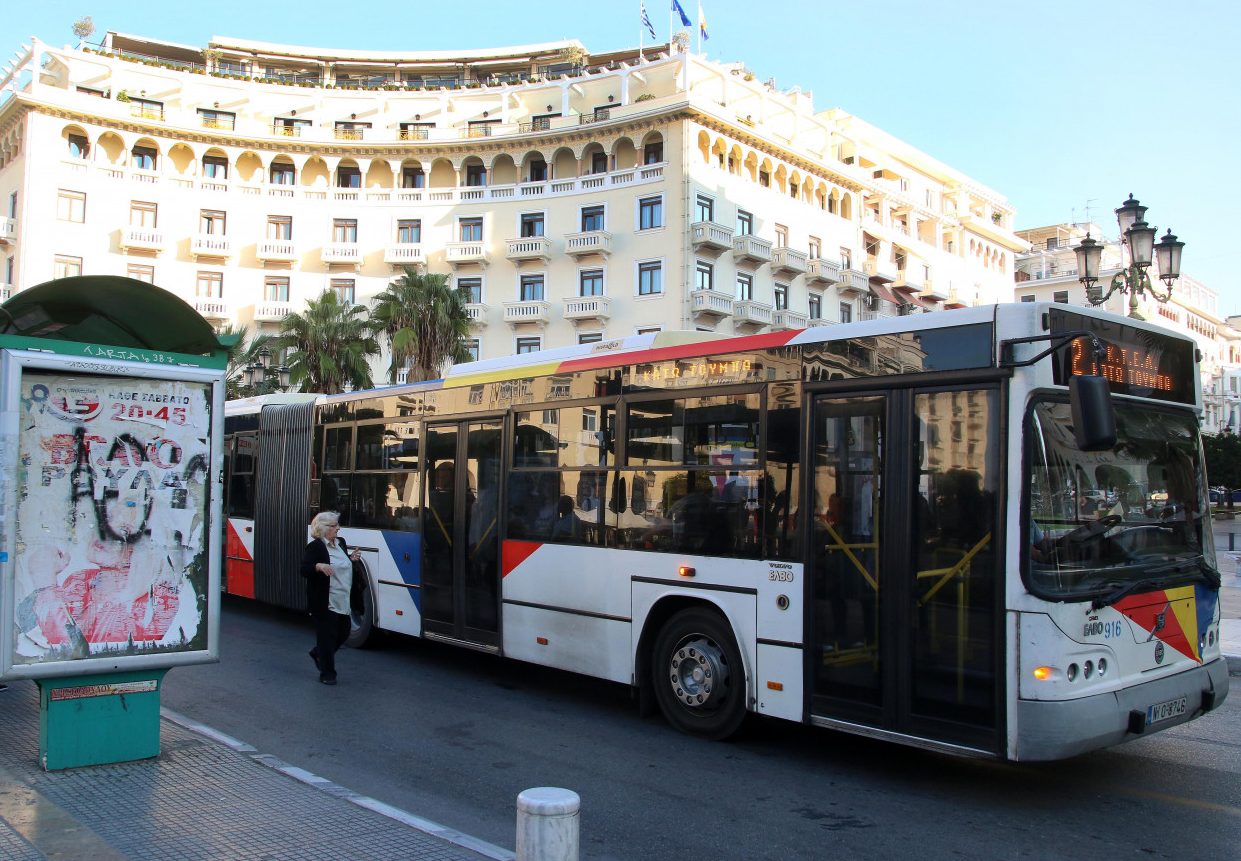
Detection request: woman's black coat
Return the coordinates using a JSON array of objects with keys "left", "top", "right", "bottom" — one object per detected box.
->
[{"left": 301, "top": 536, "right": 353, "bottom": 615}]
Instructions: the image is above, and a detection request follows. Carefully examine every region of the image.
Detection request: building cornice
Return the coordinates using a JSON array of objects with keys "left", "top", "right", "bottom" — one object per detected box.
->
[
  {"left": 5, "top": 92, "right": 688, "bottom": 161},
  {"left": 686, "top": 107, "right": 863, "bottom": 194}
]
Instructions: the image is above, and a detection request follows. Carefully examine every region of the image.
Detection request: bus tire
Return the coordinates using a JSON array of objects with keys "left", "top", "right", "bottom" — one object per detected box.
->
[
  {"left": 651, "top": 607, "right": 746, "bottom": 740},
  {"left": 344, "top": 567, "right": 378, "bottom": 649}
]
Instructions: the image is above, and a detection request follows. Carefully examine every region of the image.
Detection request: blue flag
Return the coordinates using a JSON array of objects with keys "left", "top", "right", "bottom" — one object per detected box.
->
[
  {"left": 641, "top": 1, "right": 656, "bottom": 38},
  {"left": 672, "top": 0, "right": 692, "bottom": 26}
]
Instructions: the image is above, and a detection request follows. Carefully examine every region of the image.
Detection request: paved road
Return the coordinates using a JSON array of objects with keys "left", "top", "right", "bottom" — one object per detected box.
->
[{"left": 161, "top": 599, "right": 1241, "bottom": 860}]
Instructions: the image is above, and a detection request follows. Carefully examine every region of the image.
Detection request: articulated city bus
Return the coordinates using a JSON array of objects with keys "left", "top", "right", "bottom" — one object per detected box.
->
[{"left": 223, "top": 303, "right": 1228, "bottom": 760}]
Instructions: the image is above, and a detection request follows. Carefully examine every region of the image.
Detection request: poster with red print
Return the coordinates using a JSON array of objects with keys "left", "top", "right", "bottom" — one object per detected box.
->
[{"left": 11, "top": 371, "right": 212, "bottom": 665}]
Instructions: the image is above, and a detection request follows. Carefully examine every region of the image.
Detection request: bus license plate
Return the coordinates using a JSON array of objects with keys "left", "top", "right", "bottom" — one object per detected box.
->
[{"left": 1146, "top": 696, "right": 1187, "bottom": 725}]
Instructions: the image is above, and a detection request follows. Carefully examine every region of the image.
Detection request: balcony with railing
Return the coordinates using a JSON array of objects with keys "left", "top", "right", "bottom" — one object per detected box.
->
[
  {"left": 446, "top": 241, "right": 489, "bottom": 267},
  {"left": 690, "top": 289, "right": 734, "bottom": 321},
  {"left": 732, "top": 234, "right": 773, "bottom": 265},
  {"left": 733, "top": 300, "right": 773, "bottom": 329},
  {"left": 564, "top": 230, "right": 612, "bottom": 257},
  {"left": 691, "top": 221, "right": 734, "bottom": 252},
  {"left": 506, "top": 237, "right": 552, "bottom": 263},
  {"left": 864, "top": 257, "right": 897, "bottom": 283},
  {"left": 503, "top": 300, "right": 551, "bottom": 326},
  {"left": 253, "top": 301, "right": 293, "bottom": 323},
  {"left": 807, "top": 258, "right": 840, "bottom": 285},
  {"left": 893, "top": 268, "right": 923, "bottom": 292},
  {"left": 919, "top": 279, "right": 948, "bottom": 301},
  {"left": 464, "top": 303, "right": 489, "bottom": 327},
  {"left": 771, "top": 247, "right": 809, "bottom": 278},
  {"left": 384, "top": 243, "right": 426, "bottom": 266},
  {"left": 190, "top": 233, "right": 232, "bottom": 259},
  {"left": 0, "top": 216, "right": 15, "bottom": 244},
  {"left": 256, "top": 239, "right": 297, "bottom": 263},
  {"left": 119, "top": 226, "right": 164, "bottom": 253},
  {"left": 563, "top": 296, "right": 611, "bottom": 323},
  {"left": 838, "top": 268, "right": 869, "bottom": 298},
  {"left": 321, "top": 242, "right": 362, "bottom": 265},
  {"left": 772, "top": 309, "right": 810, "bottom": 331},
  {"left": 192, "top": 297, "right": 230, "bottom": 319}
]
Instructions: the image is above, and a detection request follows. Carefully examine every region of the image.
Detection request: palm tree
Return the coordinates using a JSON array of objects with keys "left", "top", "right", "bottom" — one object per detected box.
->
[
  {"left": 278, "top": 290, "right": 379, "bottom": 394},
  {"left": 370, "top": 267, "right": 473, "bottom": 384}
]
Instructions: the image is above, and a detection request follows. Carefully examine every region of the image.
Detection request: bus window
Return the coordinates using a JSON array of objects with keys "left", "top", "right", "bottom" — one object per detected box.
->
[
  {"left": 514, "top": 407, "right": 613, "bottom": 468},
  {"left": 350, "top": 473, "right": 421, "bottom": 531}
]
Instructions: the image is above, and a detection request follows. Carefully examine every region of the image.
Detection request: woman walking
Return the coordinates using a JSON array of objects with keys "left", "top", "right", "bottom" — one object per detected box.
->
[{"left": 301, "top": 512, "right": 359, "bottom": 685}]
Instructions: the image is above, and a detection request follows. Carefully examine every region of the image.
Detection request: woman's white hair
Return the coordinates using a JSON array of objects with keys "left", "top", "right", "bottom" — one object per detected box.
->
[{"left": 310, "top": 511, "right": 341, "bottom": 539}]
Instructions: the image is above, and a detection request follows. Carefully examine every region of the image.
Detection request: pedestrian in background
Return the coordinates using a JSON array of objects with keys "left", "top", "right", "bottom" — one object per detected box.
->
[{"left": 301, "top": 511, "right": 359, "bottom": 685}]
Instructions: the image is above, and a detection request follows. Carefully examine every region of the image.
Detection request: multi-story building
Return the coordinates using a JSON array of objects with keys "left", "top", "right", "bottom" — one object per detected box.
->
[
  {"left": 0, "top": 30, "right": 1025, "bottom": 375},
  {"left": 1014, "top": 222, "right": 1241, "bottom": 433}
]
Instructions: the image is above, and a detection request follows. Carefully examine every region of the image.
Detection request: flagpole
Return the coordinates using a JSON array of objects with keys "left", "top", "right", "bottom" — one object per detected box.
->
[
  {"left": 638, "top": 0, "right": 644, "bottom": 60},
  {"left": 696, "top": 5, "right": 701, "bottom": 55}
]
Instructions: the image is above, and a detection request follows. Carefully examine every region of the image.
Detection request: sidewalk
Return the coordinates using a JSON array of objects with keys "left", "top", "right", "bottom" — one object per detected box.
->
[
  {"left": 0, "top": 680, "right": 512, "bottom": 861},
  {"left": 1214, "top": 517, "right": 1241, "bottom": 674}
]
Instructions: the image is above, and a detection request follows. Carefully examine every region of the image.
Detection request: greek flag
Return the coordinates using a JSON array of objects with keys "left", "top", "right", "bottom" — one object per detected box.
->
[
  {"left": 698, "top": 2, "right": 709, "bottom": 40},
  {"left": 641, "top": 1, "right": 656, "bottom": 39},
  {"left": 672, "top": 0, "right": 692, "bottom": 27}
]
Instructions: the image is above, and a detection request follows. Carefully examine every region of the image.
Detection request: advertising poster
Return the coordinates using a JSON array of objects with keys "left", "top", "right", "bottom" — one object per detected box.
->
[{"left": 11, "top": 371, "right": 212, "bottom": 665}]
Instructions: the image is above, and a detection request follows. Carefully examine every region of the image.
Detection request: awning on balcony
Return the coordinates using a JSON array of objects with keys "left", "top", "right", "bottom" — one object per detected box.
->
[
  {"left": 893, "top": 285, "right": 937, "bottom": 310},
  {"left": 869, "top": 283, "right": 902, "bottom": 306}
]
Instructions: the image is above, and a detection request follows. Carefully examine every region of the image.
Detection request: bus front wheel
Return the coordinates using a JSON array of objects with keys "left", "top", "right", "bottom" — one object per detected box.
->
[{"left": 651, "top": 608, "right": 746, "bottom": 740}]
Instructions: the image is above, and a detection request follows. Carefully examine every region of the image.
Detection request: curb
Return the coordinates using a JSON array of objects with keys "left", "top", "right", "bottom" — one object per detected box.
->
[{"left": 160, "top": 707, "right": 516, "bottom": 861}]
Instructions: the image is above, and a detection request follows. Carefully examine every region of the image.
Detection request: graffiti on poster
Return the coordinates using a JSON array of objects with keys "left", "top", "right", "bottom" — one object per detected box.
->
[{"left": 12, "top": 372, "right": 212, "bottom": 664}]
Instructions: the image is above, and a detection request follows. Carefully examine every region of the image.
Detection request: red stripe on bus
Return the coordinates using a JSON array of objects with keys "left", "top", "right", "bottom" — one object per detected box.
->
[
  {"left": 556, "top": 329, "right": 800, "bottom": 374},
  {"left": 502, "top": 540, "right": 542, "bottom": 578}
]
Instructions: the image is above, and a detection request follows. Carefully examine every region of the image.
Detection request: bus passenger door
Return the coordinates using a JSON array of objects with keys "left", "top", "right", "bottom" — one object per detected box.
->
[
  {"left": 808, "top": 396, "right": 886, "bottom": 724},
  {"left": 422, "top": 420, "right": 502, "bottom": 648},
  {"left": 807, "top": 389, "right": 1000, "bottom": 754}
]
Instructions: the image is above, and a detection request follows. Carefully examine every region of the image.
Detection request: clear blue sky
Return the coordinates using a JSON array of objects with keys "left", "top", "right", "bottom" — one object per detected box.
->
[{"left": 8, "top": 1, "right": 1238, "bottom": 314}]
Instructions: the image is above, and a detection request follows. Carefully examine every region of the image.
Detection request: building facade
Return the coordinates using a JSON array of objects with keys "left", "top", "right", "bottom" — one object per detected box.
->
[
  {"left": 0, "top": 31, "right": 1025, "bottom": 376},
  {"left": 1014, "top": 222, "right": 1241, "bottom": 434}
]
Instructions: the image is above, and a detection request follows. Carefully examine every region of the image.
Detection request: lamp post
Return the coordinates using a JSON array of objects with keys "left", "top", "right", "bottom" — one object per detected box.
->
[
  {"left": 1075, "top": 194, "right": 1185, "bottom": 320},
  {"left": 241, "top": 348, "right": 291, "bottom": 395}
]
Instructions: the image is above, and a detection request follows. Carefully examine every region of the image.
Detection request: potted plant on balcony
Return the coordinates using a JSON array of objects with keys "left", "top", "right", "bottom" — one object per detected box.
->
[
  {"left": 558, "top": 46, "right": 588, "bottom": 73},
  {"left": 116, "top": 90, "right": 131, "bottom": 103}
]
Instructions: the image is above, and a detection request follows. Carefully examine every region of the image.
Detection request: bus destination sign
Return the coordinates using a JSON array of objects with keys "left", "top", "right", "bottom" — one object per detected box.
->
[{"left": 1049, "top": 309, "right": 1195, "bottom": 405}]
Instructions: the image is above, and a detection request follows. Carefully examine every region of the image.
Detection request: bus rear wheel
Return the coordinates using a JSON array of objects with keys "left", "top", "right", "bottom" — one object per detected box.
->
[
  {"left": 651, "top": 608, "right": 746, "bottom": 740},
  {"left": 344, "top": 565, "right": 377, "bottom": 649}
]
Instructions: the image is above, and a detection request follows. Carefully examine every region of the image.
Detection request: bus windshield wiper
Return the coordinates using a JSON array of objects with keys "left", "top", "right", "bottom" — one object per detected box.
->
[{"left": 1090, "top": 557, "right": 1214, "bottom": 610}]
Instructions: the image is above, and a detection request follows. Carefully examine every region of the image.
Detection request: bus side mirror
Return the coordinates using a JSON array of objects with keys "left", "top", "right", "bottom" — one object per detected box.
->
[{"left": 1070, "top": 375, "right": 1116, "bottom": 451}]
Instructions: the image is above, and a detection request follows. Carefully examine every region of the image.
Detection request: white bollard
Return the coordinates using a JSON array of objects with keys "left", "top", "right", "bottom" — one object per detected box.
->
[{"left": 516, "top": 787, "right": 580, "bottom": 861}]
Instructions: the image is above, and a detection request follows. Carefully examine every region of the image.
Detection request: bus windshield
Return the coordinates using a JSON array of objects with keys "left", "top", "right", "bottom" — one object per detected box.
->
[{"left": 1024, "top": 399, "right": 1217, "bottom": 601}]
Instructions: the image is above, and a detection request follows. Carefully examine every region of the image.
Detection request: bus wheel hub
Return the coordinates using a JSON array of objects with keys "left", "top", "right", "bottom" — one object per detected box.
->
[{"left": 669, "top": 637, "right": 727, "bottom": 708}]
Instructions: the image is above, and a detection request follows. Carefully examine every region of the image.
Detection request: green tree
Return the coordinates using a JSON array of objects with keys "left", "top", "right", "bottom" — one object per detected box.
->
[
  {"left": 278, "top": 290, "right": 378, "bottom": 394},
  {"left": 1203, "top": 431, "right": 1241, "bottom": 507},
  {"left": 369, "top": 267, "right": 473, "bottom": 384},
  {"left": 71, "top": 16, "right": 95, "bottom": 42}
]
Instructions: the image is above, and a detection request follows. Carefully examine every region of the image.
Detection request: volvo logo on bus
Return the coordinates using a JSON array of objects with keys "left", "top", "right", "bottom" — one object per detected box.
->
[{"left": 1154, "top": 642, "right": 1165, "bottom": 664}]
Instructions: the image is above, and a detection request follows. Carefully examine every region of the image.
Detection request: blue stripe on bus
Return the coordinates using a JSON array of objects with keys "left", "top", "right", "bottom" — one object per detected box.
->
[{"left": 381, "top": 531, "right": 423, "bottom": 611}]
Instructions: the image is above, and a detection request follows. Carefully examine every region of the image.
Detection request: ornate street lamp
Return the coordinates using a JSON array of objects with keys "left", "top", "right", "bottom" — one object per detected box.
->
[
  {"left": 1075, "top": 194, "right": 1185, "bottom": 320},
  {"left": 241, "top": 351, "right": 290, "bottom": 395}
]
